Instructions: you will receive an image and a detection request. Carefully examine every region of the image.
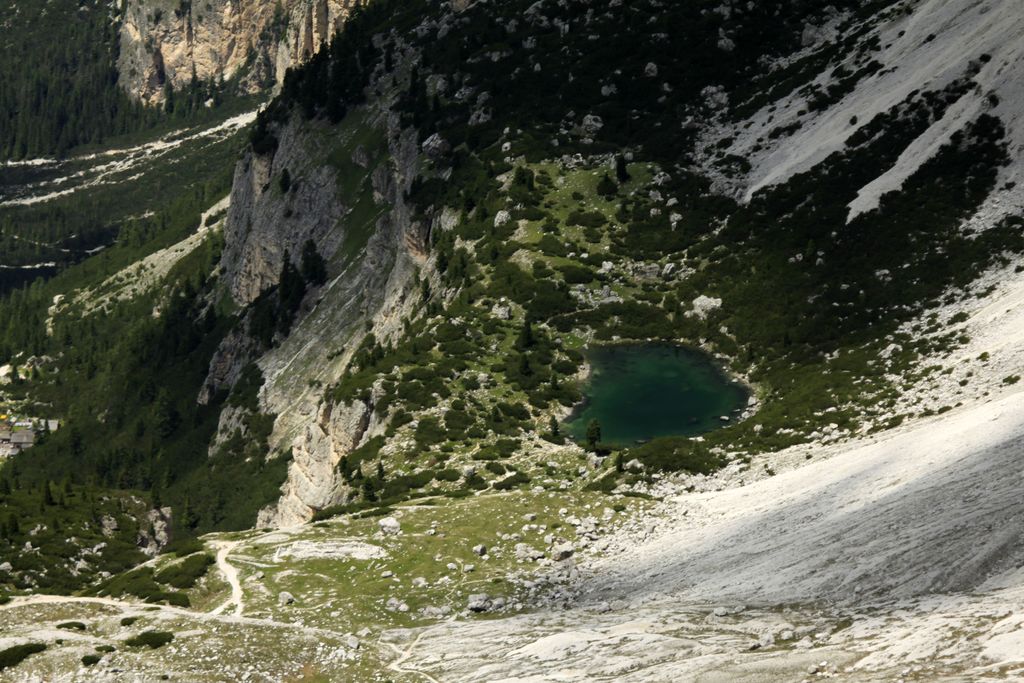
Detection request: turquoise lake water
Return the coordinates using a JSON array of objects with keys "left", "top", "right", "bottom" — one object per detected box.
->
[{"left": 566, "top": 344, "right": 748, "bottom": 446}]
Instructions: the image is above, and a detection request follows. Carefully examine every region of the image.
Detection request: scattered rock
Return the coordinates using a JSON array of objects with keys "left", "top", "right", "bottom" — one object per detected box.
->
[
  {"left": 551, "top": 542, "right": 575, "bottom": 561},
  {"left": 351, "top": 145, "right": 370, "bottom": 168},
  {"left": 581, "top": 114, "right": 604, "bottom": 135},
  {"left": 467, "top": 594, "right": 492, "bottom": 612},
  {"left": 386, "top": 597, "right": 409, "bottom": 612},
  {"left": 421, "top": 133, "right": 451, "bottom": 159},
  {"left": 278, "top": 592, "right": 296, "bottom": 606},
  {"left": 379, "top": 517, "right": 401, "bottom": 535},
  {"left": 515, "top": 543, "right": 545, "bottom": 561},
  {"left": 421, "top": 605, "right": 452, "bottom": 618},
  {"left": 100, "top": 515, "right": 119, "bottom": 537},
  {"left": 690, "top": 294, "right": 723, "bottom": 319}
]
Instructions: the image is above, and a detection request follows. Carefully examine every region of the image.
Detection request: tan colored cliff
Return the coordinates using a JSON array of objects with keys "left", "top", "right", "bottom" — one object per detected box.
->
[{"left": 117, "top": 0, "right": 355, "bottom": 104}]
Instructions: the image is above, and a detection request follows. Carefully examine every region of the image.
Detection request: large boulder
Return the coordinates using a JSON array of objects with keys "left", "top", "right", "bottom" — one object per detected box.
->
[
  {"left": 467, "top": 594, "right": 492, "bottom": 612},
  {"left": 551, "top": 542, "right": 575, "bottom": 561},
  {"left": 379, "top": 517, "right": 402, "bottom": 535}
]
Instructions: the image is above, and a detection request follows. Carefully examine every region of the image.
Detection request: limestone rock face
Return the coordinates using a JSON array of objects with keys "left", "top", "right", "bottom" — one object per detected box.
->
[
  {"left": 259, "top": 393, "right": 379, "bottom": 528},
  {"left": 219, "top": 121, "right": 348, "bottom": 308},
  {"left": 137, "top": 507, "right": 173, "bottom": 556},
  {"left": 231, "top": 103, "right": 434, "bottom": 528},
  {"left": 117, "top": 0, "right": 355, "bottom": 104}
]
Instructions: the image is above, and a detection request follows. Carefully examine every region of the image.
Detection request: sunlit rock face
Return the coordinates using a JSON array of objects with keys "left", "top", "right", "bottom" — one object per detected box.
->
[{"left": 117, "top": 0, "right": 356, "bottom": 105}]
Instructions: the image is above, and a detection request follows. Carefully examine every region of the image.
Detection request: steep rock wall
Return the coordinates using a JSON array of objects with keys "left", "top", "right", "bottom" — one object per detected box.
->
[
  {"left": 217, "top": 119, "right": 349, "bottom": 308},
  {"left": 117, "top": 0, "right": 355, "bottom": 104},
  {"left": 256, "top": 113, "right": 435, "bottom": 527},
  {"left": 206, "top": 97, "right": 436, "bottom": 526}
]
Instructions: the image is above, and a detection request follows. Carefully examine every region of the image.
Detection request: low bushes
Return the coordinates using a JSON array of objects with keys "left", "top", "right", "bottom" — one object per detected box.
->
[
  {"left": 161, "top": 537, "right": 205, "bottom": 557},
  {"left": 492, "top": 471, "right": 531, "bottom": 490},
  {"left": 432, "top": 468, "right": 461, "bottom": 482},
  {"left": 93, "top": 567, "right": 192, "bottom": 607},
  {"left": 124, "top": 631, "right": 174, "bottom": 649},
  {"left": 56, "top": 621, "right": 86, "bottom": 631},
  {"left": 0, "top": 643, "right": 47, "bottom": 671},
  {"left": 154, "top": 553, "right": 214, "bottom": 589},
  {"left": 625, "top": 437, "right": 725, "bottom": 474}
]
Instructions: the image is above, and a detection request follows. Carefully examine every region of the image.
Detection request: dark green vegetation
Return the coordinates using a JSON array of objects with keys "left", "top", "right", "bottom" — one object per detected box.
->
[
  {"left": 0, "top": 0, "right": 247, "bottom": 161},
  {"left": 0, "top": 103, "right": 277, "bottom": 596},
  {"left": 248, "top": 242, "right": 328, "bottom": 346},
  {"left": 124, "top": 630, "right": 174, "bottom": 649},
  {"left": 566, "top": 345, "right": 748, "bottom": 446},
  {"left": 276, "top": 0, "right": 1021, "bottom": 481},
  {"left": 154, "top": 552, "right": 214, "bottom": 589},
  {"left": 0, "top": 643, "right": 46, "bottom": 671},
  {"left": 0, "top": 121, "right": 247, "bottom": 274},
  {"left": 0, "top": 0, "right": 153, "bottom": 160},
  {"left": 0, "top": 478, "right": 148, "bottom": 593},
  {"left": 0, "top": 225, "right": 288, "bottom": 536},
  {"left": 89, "top": 558, "right": 205, "bottom": 607},
  {"left": 56, "top": 621, "right": 87, "bottom": 631}
]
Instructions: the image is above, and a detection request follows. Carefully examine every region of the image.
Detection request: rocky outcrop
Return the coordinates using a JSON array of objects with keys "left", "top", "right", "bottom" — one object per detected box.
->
[
  {"left": 117, "top": 0, "right": 355, "bottom": 104},
  {"left": 218, "top": 119, "right": 348, "bottom": 307},
  {"left": 198, "top": 327, "right": 257, "bottom": 405},
  {"left": 207, "top": 79, "right": 437, "bottom": 526},
  {"left": 252, "top": 111, "right": 434, "bottom": 527},
  {"left": 137, "top": 506, "right": 173, "bottom": 556},
  {"left": 257, "top": 389, "right": 381, "bottom": 527}
]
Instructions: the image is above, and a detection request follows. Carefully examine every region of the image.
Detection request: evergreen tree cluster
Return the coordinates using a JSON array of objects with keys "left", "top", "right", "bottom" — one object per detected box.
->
[
  {"left": 0, "top": 0, "right": 153, "bottom": 159},
  {"left": 250, "top": 0, "right": 411, "bottom": 151},
  {"left": 248, "top": 240, "right": 328, "bottom": 346},
  {"left": 0, "top": 0, "right": 234, "bottom": 161}
]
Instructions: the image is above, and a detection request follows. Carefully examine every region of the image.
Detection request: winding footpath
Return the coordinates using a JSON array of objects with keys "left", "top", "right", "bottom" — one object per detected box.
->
[{"left": 209, "top": 540, "right": 244, "bottom": 617}]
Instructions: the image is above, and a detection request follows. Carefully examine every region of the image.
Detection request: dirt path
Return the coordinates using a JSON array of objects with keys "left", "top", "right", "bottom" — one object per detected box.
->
[
  {"left": 209, "top": 540, "right": 245, "bottom": 617},
  {"left": 0, "top": 591, "right": 348, "bottom": 641},
  {"left": 383, "top": 629, "right": 443, "bottom": 683}
]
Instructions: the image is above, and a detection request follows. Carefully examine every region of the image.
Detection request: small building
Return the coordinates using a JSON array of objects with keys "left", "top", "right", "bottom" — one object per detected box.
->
[
  {"left": 11, "top": 431, "right": 34, "bottom": 448},
  {"left": 46, "top": 419, "right": 59, "bottom": 432},
  {"left": 0, "top": 430, "right": 10, "bottom": 443}
]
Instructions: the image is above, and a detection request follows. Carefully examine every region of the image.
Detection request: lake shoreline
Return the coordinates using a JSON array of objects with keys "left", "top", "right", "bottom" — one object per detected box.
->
[{"left": 562, "top": 339, "right": 755, "bottom": 446}]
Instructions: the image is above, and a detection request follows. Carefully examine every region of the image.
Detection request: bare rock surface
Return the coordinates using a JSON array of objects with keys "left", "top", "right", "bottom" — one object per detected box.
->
[{"left": 118, "top": 0, "right": 355, "bottom": 104}]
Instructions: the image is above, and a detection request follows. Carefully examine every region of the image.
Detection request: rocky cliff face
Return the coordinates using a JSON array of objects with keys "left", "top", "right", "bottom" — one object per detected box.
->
[
  {"left": 117, "top": 0, "right": 355, "bottom": 104},
  {"left": 217, "top": 119, "right": 350, "bottom": 308},
  {"left": 258, "top": 388, "right": 380, "bottom": 527},
  {"left": 207, "top": 88, "right": 437, "bottom": 526}
]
